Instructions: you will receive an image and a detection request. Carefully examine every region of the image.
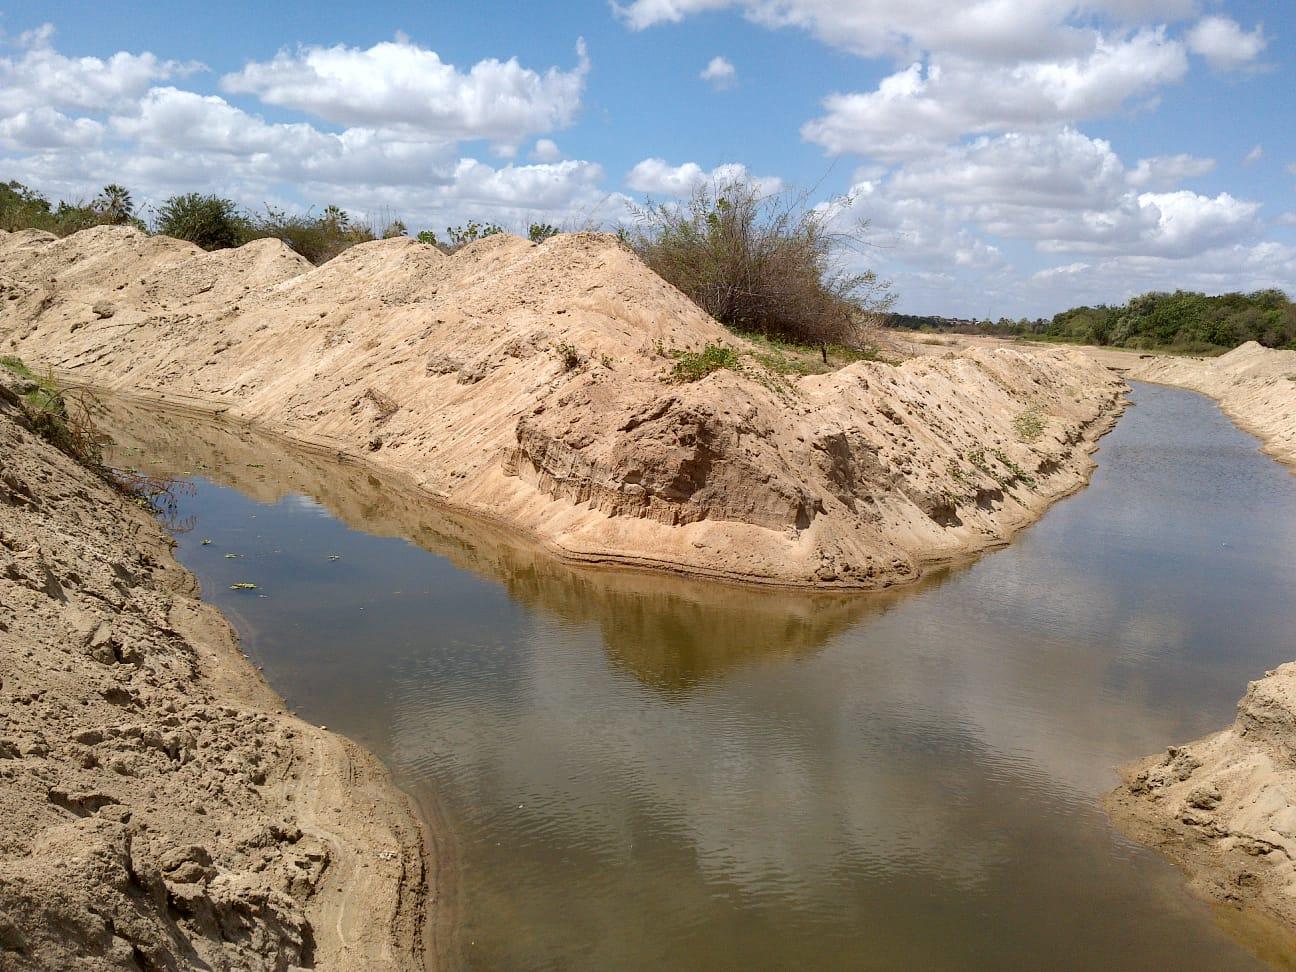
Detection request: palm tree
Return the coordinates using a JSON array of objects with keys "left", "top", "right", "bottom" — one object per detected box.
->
[{"left": 95, "top": 184, "right": 134, "bottom": 225}]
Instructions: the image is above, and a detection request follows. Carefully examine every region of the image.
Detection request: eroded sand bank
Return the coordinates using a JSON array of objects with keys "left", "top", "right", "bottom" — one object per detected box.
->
[
  {"left": 0, "top": 225, "right": 1125, "bottom": 589},
  {"left": 1104, "top": 342, "right": 1296, "bottom": 943},
  {"left": 0, "top": 374, "right": 434, "bottom": 968}
]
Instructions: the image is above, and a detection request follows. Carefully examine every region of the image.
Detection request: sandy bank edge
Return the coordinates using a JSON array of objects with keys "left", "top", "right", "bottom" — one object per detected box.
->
[
  {"left": 1098, "top": 344, "right": 1296, "bottom": 952},
  {"left": 0, "top": 383, "right": 438, "bottom": 968},
  {"left": 75, "top": 376, "right": 1128, "bottom": 594}
]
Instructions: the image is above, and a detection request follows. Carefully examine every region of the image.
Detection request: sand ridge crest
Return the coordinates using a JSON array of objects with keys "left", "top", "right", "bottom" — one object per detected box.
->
[{"left": 0, "top": 226, "right": 1125, "bottom": 588}]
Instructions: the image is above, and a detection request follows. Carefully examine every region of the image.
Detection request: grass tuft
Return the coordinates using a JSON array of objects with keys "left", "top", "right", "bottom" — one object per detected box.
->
[{"left": 669, "top": 344, "right": 742, "bottom": 382}]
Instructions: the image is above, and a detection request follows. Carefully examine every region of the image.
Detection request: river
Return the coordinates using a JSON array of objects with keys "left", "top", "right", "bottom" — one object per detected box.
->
[{"left": 102, "top": 381, "right": 1296, "bottom": 970}]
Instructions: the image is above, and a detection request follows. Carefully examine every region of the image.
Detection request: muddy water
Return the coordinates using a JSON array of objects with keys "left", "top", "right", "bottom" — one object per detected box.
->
[{"left": 102, "top": 382, "right": 1296, "bottom": 970}]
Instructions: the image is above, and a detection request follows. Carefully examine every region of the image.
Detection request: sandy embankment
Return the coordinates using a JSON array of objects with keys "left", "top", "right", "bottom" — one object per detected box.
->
[
  {"left": 1104, "top": 342, "right": 1296, "bottom": 940},
  {"left": 0, "top": 376, "right": 433, "bottom": 967},
  {"left": 0, "top": 225, "right": 1125, "bottom": 589}
]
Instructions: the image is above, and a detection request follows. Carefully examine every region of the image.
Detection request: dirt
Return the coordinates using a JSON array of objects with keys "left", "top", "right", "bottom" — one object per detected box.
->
[
  {"left": 1106, "top": 666, "right": 1296, "bottom": 953},
  {"left": 0, "top": 225, "right": 1125, "bottom": 589},
  {"left": 0, "top": 371, "right": 434, "bottom": 969}
]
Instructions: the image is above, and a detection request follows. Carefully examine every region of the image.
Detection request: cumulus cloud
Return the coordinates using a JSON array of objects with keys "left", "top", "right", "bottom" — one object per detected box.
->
[
  {"left": 0, "top": 23, "right": 199, "bottom": 117},
  {"left": 0, "top": 107, "right": 103, "bottom": 150},
  {"left": 1186, "top": 15, "right": 1267, "bottom": 71},
  {"left": 700, "top": 55, "right": 736, "bottom": 89},
  {"left": 876, "top": 129, "right": 1260, "bottom": 258},
  {"left": 221, "top": 36, "right": 590, "bottom": 144},
  {"left": 531, "top": 138, "right": 562, "bottom": 162},
  {"left": 802, "top": 29, "right": 1187, "bottom": 161},
  {"left": 615, "top": 0, "right": 1196, "bottom": 61},
  {"left": 1243, "top": 144, "right": 1264, "bottom": 165},
  {"left": 625, "top": 158, "right": 782, "bottom": 196},
  {"left": 1127, "top": 153, "right": 1215, "bottom": 189}
]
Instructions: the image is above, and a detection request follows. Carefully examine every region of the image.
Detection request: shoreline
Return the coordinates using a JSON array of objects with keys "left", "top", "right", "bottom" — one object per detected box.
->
[
  {"left": 1097, "top": 343, "right": 1296, "bottom": 948},
  {"left": 76, "top": 375, "right": 1128, "bottom": 595},
  {"left": 0, "top": 379, "right": 436, "bottom": 968}
]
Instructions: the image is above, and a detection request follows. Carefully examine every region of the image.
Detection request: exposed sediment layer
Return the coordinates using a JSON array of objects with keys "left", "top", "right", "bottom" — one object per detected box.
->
[
  {"left": 0, "top": 376, "right": 432, "bottom": 968},
  {"left": 1107, "top": 665, "right": 1296, "bottom": 940},
  {"left": 0, "top": 225, "right": 1125, "bottom": 589}
]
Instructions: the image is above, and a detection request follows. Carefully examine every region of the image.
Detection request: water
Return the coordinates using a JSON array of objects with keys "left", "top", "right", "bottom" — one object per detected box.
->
[{"left": 101, "top": 382, "right": 1296, "bottom": 970}]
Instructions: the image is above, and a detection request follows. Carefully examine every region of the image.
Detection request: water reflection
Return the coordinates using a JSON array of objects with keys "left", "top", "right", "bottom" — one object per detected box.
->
[
  {"left": 98, "top": 386, "right": 1296, "bottom": 970},
  {"left": 99, "top": 396, "right": 935, "bottom": 693}
]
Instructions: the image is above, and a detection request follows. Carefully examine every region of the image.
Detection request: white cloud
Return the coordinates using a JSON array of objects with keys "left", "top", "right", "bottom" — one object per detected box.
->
[
  {"left": 0, "top": 107, "right": 103, "bottom": 149},
  {"left": 801, "top": 29, "right": 1187, "bottom": 161},
  {"left": 0, "top": 23, "right": 199, "bottom": 117},
  {"left": 888, "top": 129, "right": 1127, "bottom": 210},
  {"left": 625, "top": 158, "right": 782, "bottom": 196},
  {"left": 221, "top": 36, "right": 590, "bottom": 145},
  {"left": 615, "top": 0, "right": 1196, "bottom": 61},
  {"left": 1243, "top": 144, "right": 1264, "bottom": 165},
  {"left": 531, "top": 138, "right": 562, "bottom": 162},
  {"left": 1186, "top": 15, "right": 1267, "bottom": 71},
  {"left": 700, "top": 55, "right": 736, "bottom": 89},
  {"left": 1127, "top": 153, "right": 1215, "bottom": 189},
  {"left": 1021, "top": 241, "right": 1296, "bottom": 313}
]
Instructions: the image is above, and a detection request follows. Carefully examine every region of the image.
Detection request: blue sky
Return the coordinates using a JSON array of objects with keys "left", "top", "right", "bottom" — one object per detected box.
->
[{"left": 0, "top": 1, "right": 1292, "bottom": 316}]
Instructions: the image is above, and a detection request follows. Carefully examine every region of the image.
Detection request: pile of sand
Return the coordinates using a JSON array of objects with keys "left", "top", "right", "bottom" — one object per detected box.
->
[
  {"left": 1107, "top": 664, "right": 1296, "bottom": 940},
  {"left": 1133, "top": 342, "right": 1296, "bottom": 467},
  {"left": 0, "top": 225, "right": 1125, "bottom": 588},
  {"left": 0, "top": 374, "right": 432, "bottom": 969}
]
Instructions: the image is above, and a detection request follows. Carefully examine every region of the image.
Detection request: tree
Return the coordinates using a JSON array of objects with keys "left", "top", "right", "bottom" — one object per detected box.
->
[
  {"left": 156, "top": 193, "right": 243, "bottom": 250},
  {"left": 94, "top": 184, "right": 134, "bottom": 224}
]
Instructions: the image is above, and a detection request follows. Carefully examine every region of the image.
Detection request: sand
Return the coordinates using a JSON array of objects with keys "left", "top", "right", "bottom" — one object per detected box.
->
[
  {"left": 0, "top": 371, "right": 434, "bottom": 969},
  {"left": 0, "top": 225, "right": 1126, "bottom": 590}
]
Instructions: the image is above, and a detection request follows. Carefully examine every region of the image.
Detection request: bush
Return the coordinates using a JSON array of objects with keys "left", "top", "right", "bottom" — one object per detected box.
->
[
  {"left": 628, "top": 178, "right": 894, "bottom": 351},
  {"left": 529, "top": 222, "right": 559, "bottom": 243},
  {"left": 669, "top": 343, "right": 742, "bottom": 382},
  {"left": 0, "top": 180, "right": 141, "bottom": 236},
  {"left": 0, "top": 356, "right": 104, "bottom": 471},
  {"left": 241, "top": 205, "right": 375, "bottom": 264},
  {"left": 418, "top": 220, "right": 504, "bottom": 253},
  {"left": 156, "top": 193, "right": 243, "bottom": 250}
]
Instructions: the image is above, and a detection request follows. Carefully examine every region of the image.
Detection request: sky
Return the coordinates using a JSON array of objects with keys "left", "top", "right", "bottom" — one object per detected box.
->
[{"left": 0, "top": 0, "right": 1292, "bottom": 317}]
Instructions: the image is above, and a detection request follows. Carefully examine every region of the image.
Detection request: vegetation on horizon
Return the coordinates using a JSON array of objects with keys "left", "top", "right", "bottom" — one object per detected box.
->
[
  {"left": 0, "top": 179, "right": 570, "bottom": 265},
  {"left": 889, "top": 289, "right": 1296, "bottom": 354}
]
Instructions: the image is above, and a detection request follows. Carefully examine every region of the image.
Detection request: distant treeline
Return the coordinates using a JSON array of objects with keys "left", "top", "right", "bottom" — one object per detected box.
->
[
  {"left": 889, "top": 289, "right": 1296, "bottom": 353},
  {"left": 0, "top": 179, "right": 558, "bottom": 265}
]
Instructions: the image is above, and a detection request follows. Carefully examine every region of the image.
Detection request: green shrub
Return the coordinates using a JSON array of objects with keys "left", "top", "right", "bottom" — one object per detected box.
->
[
  {"left": 529, "top": 222, "right": 559, "bottom": 243},
  {"left": 0, "top": 180, "right": 141, "bottom": 236},
  {"left": 156, "top": 193, "right": 243, "bottom": 250},
  {"left": 628, "top": 178, "right": 894, "bottom": 352},
  {"left": 669, "top": 343, "right": 742, "bottom": 382},
  {"left": 553, "top": 341, "right": 581, "bottom": 371},
  {"left": 241, "top": 205, "right": 376, "bottom": 264},
  {"left": 0, "top": 357, "right": 104, "bottom": 471},
  {"left": 419, "top": 220, "right": 504, "bottom": 253}
]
